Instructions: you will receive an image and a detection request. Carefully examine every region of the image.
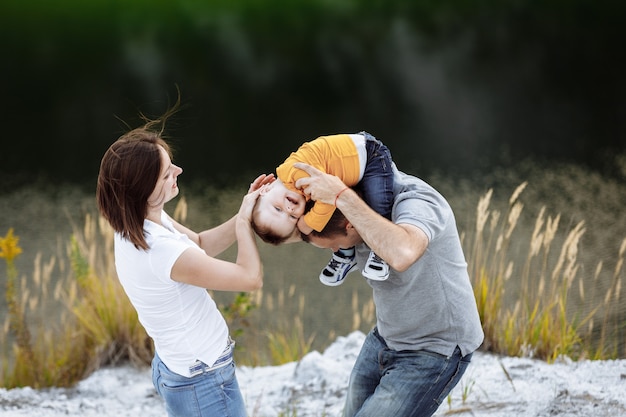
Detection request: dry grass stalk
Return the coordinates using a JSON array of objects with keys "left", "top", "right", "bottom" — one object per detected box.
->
[{"left": 467, "top": 183, "right": 621, "bottom": 362}]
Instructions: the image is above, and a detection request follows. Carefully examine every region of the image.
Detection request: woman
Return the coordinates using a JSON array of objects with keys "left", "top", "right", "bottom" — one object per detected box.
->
[{"left": 96, "top": 107, "right": 272, "bottom": 417}]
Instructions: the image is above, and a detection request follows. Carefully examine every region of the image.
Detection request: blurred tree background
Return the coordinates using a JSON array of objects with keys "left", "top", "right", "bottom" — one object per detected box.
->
[{"left": 0, "top": 0, "right": 624, "bottom": 190}]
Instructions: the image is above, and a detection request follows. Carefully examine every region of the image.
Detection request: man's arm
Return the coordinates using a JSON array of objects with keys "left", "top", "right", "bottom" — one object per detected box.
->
[{"left": 293, "top": 163, "right": 428, "bottom": 272}]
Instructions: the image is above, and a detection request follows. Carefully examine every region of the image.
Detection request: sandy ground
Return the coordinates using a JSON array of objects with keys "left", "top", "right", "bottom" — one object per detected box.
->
[{"left": 1, "top": 331, "right": 625, "bottom": 417}]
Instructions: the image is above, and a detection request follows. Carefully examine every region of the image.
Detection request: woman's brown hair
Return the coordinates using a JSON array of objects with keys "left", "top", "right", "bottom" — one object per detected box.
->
[{"left": 96, "top": 104, "right": 178, "bottom": 250}]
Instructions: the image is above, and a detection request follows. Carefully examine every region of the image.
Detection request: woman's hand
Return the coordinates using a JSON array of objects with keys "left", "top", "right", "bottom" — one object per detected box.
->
[
  {"left": 239, "top": 173, "right": 273, "bottom": 224},
  {"left": 248, "top": 173, "right": 275, "bottom": 194},
  {"left": 238, "top": 187, "right": 262, "bottom": 224}
]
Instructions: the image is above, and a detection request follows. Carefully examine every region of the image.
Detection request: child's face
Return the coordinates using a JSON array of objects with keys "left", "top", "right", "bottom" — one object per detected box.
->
[{"left": 256, "top": 181, "right": 306, "bottom": 238}]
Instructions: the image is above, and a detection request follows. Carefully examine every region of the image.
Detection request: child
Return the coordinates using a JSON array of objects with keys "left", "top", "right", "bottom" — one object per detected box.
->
[{"left": 252, "top": 132, "right": 394, "bottom": 285}]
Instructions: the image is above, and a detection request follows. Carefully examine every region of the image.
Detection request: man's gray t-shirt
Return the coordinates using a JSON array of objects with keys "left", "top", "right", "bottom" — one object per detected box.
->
[{"left": 355, "top": 165, "right": 484, "bottom": 357}]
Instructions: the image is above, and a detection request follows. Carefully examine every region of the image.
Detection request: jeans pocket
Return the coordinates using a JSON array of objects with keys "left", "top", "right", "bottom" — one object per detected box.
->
[
  {"left": 151, "top": 362, "right": 160, "bottom": 394},
  {"left": 433, "top": 351, "right": 471, "bottom": 406},
  {"left": 159, "top": 381, "right": 201, "bottom": 417},
  {"left": 152, "top": 357, "right": 201, "bottom": 417}
]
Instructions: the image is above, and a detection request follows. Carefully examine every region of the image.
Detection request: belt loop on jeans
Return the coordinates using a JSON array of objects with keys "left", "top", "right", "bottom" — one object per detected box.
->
[{"left": 189, "top": 336, "right": 235, "bottom": 377}]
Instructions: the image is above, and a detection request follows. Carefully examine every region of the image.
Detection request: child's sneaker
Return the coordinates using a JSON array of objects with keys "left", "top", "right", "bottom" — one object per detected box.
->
[
  {"left": 362, "top": 251, "right": 389, "bottom": 281},
  {"left": 319, "top": 252, "right": 358, "bottom": 286}
]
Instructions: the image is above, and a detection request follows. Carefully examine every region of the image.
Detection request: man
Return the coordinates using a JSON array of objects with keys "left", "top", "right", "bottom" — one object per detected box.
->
[{"left": 293, "top": 161, "right": 484, "bottom": 417}]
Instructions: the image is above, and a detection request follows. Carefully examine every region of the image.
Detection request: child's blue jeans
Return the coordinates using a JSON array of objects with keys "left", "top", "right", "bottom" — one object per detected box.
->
[{"left": 358, "top": 131, "right": 394, "bottom": 220}]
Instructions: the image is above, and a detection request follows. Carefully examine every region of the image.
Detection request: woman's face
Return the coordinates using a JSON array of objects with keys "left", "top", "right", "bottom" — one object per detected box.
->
[{"left": 147, "top": 145, "right": 183, "bottom": 208}]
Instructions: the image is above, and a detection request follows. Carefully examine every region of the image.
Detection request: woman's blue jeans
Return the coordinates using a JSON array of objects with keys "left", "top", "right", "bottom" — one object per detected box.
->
[
  {"left": 343, "top": 328, "right": 473, "bottom": 417},
  {"left": 151, "top": 353, "right": 246, "bottom": 417}
]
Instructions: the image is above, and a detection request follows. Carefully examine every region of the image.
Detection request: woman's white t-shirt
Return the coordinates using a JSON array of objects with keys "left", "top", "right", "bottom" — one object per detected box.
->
[{"left": 114, "top": 210, "right": 229, "bottom": 377}]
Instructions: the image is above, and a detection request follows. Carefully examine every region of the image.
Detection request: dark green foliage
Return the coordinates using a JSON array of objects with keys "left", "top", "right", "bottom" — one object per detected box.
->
[{"left": 0, "top": 0, "right": 624, "bottom": 190}]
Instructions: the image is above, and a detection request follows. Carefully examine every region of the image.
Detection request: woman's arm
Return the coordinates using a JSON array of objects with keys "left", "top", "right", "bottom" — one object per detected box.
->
[
  {"left": 171, "top": 216, "right": 236, "bottom": 257},
  {"left": 169, "top": 174, "right": 274, "bottom": 291},
  {"left": 170, "top": 188, "right": 263, "bottom": 291},
  {"left": 171, "top": 173, "right": 274, "bottom": 256}
]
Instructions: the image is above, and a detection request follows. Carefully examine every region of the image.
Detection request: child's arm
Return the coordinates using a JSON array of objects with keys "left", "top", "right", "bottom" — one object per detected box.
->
[{"left": 301, "top": 200, "right": 336, "bottom": 232}]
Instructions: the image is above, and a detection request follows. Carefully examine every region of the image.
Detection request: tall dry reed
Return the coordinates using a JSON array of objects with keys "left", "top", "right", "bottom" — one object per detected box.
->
[
  {"left": 2, "top": 168, "right": 625, "bottom": 389},
  {"left": 467, "top": 183, "right": 624, "bottom": 361}
]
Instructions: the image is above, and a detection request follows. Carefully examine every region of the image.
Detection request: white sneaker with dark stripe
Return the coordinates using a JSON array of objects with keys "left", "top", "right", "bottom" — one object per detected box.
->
[
  {"left": 319, "top": 252, "right": 358, "bottom": 286},
  {"left": 362, "top": 251, "right": 389, "bottom": 281}
]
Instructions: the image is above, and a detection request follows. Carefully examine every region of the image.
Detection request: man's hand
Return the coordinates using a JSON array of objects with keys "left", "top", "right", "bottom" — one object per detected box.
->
[{"left": 293, "top": 163, "right": 346, "bottom": 205}]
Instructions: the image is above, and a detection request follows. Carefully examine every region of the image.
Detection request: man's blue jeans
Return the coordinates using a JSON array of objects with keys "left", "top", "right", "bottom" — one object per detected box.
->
[
  {"left": 343, "top": 328, "right": 473, "bottom": 417},
  {"left": 152, "top": 352, "right": 246, "bottom": 417}
]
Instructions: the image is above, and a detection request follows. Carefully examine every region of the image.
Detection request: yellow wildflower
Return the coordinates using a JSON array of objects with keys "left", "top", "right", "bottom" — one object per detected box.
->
[{"left": 0, "top": 228, "right": 23, "bottom": 261}]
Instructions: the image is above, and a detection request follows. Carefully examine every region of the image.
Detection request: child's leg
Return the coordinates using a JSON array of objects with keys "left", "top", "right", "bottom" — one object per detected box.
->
[
  {"left": 358, "top": 132, "right": 394, "bottom": 220},
  {"left": 357, "top": 132, "right": 393, "bottom": 281},
  {"left": 336, "top": 247, "right": 355, "bottom": 258}
]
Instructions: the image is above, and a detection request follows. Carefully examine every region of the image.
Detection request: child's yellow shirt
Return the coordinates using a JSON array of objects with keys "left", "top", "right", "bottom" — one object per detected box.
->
[{"left": 276, "top": 134, "right": 361, "bottom": 232}]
